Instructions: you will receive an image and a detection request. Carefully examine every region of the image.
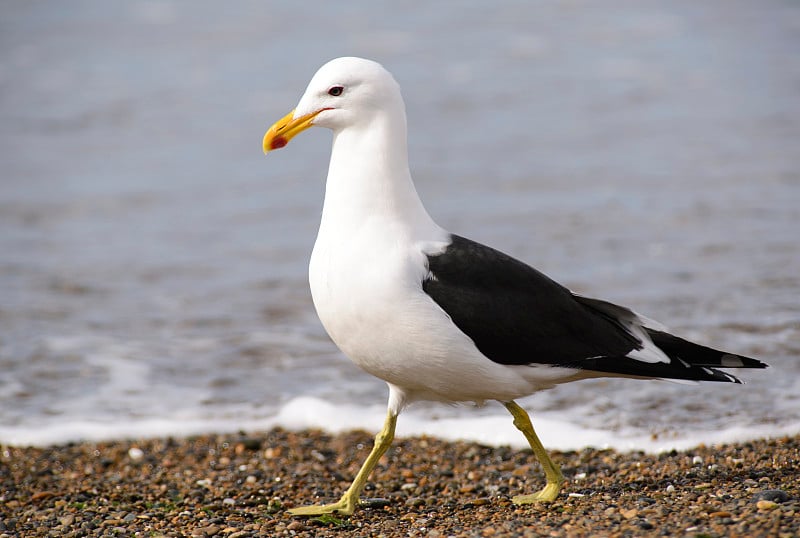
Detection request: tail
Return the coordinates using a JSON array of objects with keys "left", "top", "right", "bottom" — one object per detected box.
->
[
  {"left": 572, "top": 295, "right": 768, "bottom": 383},
  {"left": 644, "top": 329, "right": 768, "bottom": 383},
  {"left": 574, "top": 329, "right": 768, "bottom": 383}
]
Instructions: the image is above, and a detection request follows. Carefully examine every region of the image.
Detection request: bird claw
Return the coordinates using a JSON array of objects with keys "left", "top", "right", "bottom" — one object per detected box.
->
[
  {"left": 511, "top": 481, "right": 563, "bottom": 504},
  {"left": 287, "top": 497, "right": 359, "bottom": 516}
]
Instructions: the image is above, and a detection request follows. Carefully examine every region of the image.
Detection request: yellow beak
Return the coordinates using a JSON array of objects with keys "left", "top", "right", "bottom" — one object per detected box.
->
[{"left": 262, "top": 108, "right": 326, "bottom": 154}]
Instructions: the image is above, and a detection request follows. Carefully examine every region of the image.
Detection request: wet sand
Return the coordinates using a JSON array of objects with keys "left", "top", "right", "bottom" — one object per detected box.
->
[{"left": 2, "top": 430, "right": 797, "bottom": 537}]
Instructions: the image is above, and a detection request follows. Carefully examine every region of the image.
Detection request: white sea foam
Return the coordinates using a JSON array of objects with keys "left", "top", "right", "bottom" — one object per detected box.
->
[
  {"left": 3, "top": 396, "right": 797, "bottom": 453},
  {"left": 269, "top": 396, "right": 800, "bottom": 453}
]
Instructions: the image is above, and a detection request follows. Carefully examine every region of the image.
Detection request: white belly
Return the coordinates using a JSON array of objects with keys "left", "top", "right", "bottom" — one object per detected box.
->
[{"left": 308, "top": 224, "right": 548, "bottom": 406}]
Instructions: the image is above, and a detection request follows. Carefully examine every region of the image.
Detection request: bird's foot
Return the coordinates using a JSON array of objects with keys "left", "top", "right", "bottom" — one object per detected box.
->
[
  {"left": 287, "top": 495, "right": 360, "bottom": 516},
  {"left": 511, "top": 480, "right": 563, "bottom": 504}
]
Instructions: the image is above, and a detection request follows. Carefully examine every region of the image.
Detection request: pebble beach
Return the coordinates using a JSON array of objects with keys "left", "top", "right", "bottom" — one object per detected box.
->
[{"left": 2, "top": 431, "right": 797, "bottom": 537}]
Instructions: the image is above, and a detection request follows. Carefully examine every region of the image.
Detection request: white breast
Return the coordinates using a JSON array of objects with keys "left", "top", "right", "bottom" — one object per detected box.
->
[
  {"left": 308, "top": 218, "right": 551, "bottom": 408},
  {"left": 309, "top": 217, "right": 435, "bottom": 371}
]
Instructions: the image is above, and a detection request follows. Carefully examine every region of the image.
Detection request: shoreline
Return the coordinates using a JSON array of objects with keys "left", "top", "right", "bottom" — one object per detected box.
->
[{"left": 2, "top": 430, "right": 797, "bottom": 537}]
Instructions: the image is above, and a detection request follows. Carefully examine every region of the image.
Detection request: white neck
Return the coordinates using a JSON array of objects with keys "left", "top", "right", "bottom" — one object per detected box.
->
[{"left": 318, "top": 112, "right": 438, "bottom": 239}]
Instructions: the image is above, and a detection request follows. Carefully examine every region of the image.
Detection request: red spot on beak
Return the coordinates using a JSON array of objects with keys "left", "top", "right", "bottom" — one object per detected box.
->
[{"left": 270, "top": 136, "right": 288, "bottom": 150}]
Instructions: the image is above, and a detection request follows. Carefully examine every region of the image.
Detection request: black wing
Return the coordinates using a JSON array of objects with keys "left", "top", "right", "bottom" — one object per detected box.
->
[{"left": 422, "top": 235, "right": 767, "bottom": 382}]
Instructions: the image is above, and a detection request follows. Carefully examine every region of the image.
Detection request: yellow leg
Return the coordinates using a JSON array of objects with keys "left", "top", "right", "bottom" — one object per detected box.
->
[
  {"left": 288, "top": 410, "right": 397, "bottom": 516},
  {"left": 504, "top": 401, "right": 564, "bottom": 503}
]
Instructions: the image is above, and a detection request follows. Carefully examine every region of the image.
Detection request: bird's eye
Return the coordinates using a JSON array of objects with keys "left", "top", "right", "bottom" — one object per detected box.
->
[{"left": 327, "top": 86, "right": 344, "bottom": 97}]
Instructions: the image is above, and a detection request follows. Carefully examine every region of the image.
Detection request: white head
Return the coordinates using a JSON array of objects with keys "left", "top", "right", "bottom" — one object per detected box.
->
[{"left": 263, "top": 57, "right": 405, "bottom": 152}]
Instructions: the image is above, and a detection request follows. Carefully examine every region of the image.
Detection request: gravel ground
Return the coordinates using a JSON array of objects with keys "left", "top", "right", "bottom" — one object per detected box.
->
[{"left": 1, "top": 430, "right": 797, "bottom": 537}]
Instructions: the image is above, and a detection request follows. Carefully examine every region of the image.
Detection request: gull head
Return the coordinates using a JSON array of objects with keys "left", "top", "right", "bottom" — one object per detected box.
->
[{"left": 263, "top": 57, "right": 404, "bottom": 153}]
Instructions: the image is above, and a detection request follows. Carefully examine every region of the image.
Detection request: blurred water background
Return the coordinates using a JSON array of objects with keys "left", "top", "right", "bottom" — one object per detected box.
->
[{"left": 1, "top": 0, "right": 799, "bottom": 449}]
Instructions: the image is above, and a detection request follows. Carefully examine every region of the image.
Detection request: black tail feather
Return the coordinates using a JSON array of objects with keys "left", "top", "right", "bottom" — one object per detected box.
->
[
  {"left": 566, "top": 329, "right": 767, "bottom": 383},
  {"left": 645, "top": 329, "right": 768, "bottom": 369},
  {"left": 575, "top": 356, "right": 748, "bottom": 383}
]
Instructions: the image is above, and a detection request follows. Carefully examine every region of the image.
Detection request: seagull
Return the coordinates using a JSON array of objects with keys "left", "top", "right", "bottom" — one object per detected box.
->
[{"left": 261, "top": 57, "right": 767, "bottom": 516}]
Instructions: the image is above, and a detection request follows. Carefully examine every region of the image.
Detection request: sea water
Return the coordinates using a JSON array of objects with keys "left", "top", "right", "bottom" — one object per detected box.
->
[{"left": 1, "top": 1, "right": 799, "bottom": 449}]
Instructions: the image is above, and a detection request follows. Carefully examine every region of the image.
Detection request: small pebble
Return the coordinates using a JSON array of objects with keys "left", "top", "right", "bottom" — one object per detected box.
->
[
  {"left": 127, "top": 447, "right": 144, "bottom": 461},
  {"left": 361, "top": 497, "right": 392, "bottom": 508},
  {"left": 286, "top": 520, "right": 304, "bottom": 531},
  {"left": 638, "top": 520, "right": 654, "bottom": 530},
  {"left": 757, "top": 500, "right": 778, "bottom": 511},
  {"left": 710, "top": 511, "right": 733, "bottom": 518},
  {"left": 405, "top": 497, "right": 425, "bottom": 507},
  {"left": 237, "top": 438, "right": 261, "bottom": 451},
  {"left": 621, "top": 508, "right": 638, "bottom": 519},
  {"left": 753, "top": 489, "right": 790, "bottom": 503}
]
